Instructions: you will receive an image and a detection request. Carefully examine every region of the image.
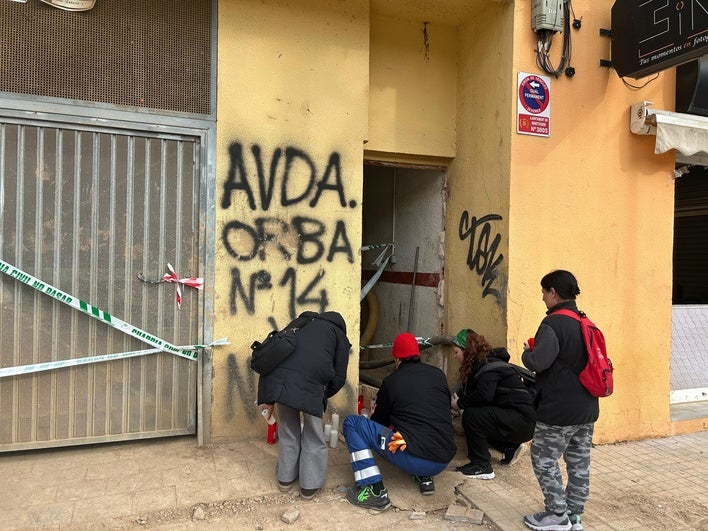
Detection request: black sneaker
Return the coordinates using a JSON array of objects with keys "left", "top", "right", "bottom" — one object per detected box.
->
[
  {"left": 300, "top": 487, "right": 319, "bottom": 500},
  {"left": 459, "top": 462, "right": 495, "bottom": 480},
  {"left": 456, "top": 461, "right": 474, "bottom": 471},
  {"left": 278, "top": 479, "right": 295, "bottom": 492},
  {"left": 501, "top": 443, "right": 528, "bottom": 466},
  {"left": 412, "top": 475, "right": 434, "bottom": 495},
  {"left": 345, "top": 484, "right": 391, "bottom": 511}
]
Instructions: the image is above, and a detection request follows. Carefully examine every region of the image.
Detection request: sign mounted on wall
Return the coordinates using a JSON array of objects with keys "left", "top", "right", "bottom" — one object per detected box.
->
[
  {"left": 611, "top": 0, "right": 708, "bottom": 79},
  {"left": 517, "top": 72, "right": 551, "bottom": 138},
  {"left": 40, "top": 0, "right": 96, "bottom": 11}
]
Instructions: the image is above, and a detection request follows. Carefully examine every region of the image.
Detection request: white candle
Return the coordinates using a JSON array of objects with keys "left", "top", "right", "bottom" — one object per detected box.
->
[
  {"left": 261, "top": 408, "right": 276, "bottom": 425},
  {"left": 323, "top": 423, "right": 332, "bottom": 440},
  {"left": 331, "top": 412, "right": 339, "bottom": 432},
  {"left": 329, "top": 429, "right": 339, "bottom": 448}
]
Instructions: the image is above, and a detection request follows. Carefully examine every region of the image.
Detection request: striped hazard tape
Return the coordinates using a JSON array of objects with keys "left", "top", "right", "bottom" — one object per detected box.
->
[{"left": 0, "top": 259, "right": 228, "bottom": 377}]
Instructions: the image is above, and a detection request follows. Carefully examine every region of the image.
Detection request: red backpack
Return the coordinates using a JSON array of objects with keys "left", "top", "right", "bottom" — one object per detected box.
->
[{"left": 553, "top": 309, "right": 614, "bottom": 397}]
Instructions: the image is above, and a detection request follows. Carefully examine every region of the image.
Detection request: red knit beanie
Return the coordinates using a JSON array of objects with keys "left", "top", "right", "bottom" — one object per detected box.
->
[{"left": 391, "top": 333, "right": 420, "bottom": 359}]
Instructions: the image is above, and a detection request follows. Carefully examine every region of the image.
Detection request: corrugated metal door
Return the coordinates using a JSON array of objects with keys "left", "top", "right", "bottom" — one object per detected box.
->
[{"left": 0, "top": 118, "right": 202, "bottom": 451}]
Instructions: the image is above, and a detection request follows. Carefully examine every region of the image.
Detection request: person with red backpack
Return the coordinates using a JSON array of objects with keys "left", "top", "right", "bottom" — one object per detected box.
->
[{"left": 521, "top": 270, "right": 598, "bottom": 531}]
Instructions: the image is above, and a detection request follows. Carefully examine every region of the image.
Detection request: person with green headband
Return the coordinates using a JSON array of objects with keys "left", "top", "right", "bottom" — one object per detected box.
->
[{"left": 451, "top": 328, "right": 536, "bottom": 480}]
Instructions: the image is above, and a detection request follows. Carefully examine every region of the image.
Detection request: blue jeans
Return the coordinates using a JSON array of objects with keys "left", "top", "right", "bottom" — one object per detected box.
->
[{"left": 342, "top": 414, "right": 447, "bottom": 486}]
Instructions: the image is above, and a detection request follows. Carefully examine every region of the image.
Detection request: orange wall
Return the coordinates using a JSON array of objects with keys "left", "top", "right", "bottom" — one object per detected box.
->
[{"left": 506, "top": 0, "right": 676, "bottom": 442}]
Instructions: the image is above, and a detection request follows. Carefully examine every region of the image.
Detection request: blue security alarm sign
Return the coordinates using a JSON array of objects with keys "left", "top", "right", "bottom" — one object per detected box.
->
[{"left": 517, "top": 72, "right": 551, "bottom": 137}]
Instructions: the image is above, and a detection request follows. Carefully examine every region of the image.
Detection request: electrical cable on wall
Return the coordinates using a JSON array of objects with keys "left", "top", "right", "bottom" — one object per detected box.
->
[{"left": 534, "top": 0, "right": 577, "bottom": 78}]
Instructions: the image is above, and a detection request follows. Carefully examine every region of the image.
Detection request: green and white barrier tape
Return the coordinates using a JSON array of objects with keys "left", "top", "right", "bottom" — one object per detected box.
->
[
  {"left": 0, "top": 338, "right": 230, "bottom": 378},
  {"left": 0, "top": 259, "right": 229, "bottom": 376}
]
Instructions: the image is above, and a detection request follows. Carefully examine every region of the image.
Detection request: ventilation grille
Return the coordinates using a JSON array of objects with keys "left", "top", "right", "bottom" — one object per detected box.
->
[{"left": 0, "top": 0, "right": 211, "bottom": 115}]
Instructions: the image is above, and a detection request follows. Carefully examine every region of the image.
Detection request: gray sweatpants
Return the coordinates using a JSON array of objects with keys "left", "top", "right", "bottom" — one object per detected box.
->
[
  {"left": 276, "top": 404, "right": 328, "bottom": 490},
  {"left": 530, "top": 421, "right": 594, "bottom": 515}
]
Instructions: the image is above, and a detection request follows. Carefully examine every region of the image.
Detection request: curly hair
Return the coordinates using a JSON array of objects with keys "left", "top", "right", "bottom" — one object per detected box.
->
[{"left": 458, "top": 331, "right": 493, "bottom": 382}]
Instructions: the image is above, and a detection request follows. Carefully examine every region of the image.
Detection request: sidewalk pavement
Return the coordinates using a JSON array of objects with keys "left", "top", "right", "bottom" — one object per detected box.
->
[{"left": 1, "top": 428, "right": 707, "bottom": 530}]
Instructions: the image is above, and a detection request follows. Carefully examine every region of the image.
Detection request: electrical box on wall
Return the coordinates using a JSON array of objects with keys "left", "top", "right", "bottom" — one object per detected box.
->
[{"left": 532, "top": 0, "right": 564, "bottom": 32}]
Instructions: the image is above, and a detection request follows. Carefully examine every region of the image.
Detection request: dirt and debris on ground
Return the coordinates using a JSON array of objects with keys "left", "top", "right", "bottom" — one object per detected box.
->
[{"left": 86, "top": 487, "right": 501, "bottom": 531}]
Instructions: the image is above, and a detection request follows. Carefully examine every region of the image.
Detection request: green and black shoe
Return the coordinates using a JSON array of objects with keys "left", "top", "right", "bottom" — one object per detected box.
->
[{"left": 345, "top": 484, "right": 391, "bottom": 511}]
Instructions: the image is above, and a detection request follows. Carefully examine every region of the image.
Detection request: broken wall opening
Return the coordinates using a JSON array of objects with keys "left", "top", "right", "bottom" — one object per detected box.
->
[{"left": 359, "top": 161, "right": 450, "bottom": 389}]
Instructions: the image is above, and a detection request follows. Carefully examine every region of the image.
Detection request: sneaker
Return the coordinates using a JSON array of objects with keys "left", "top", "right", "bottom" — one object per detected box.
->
[
  {"left": 300, "top": 487, "right": 319, "bottom": 500},
  {"left": 501, "top": 443, "right": 528, "bottom": 466},
  {"left": 455, "top": 461, "right": 474, "bottom": 471},
  {"left": 345, "top": 484, "right": 391, "bottom": 511},
  {"left": 523, "top": 509, "right": 572, "bottom": 531},
  {"left": 459, "top": 463, "right": 495, "bottom": 480},
  {"left": 278, "top": 480, "right": 295, "bottom": 492},
  {"left": 412, "top": 475, "right": 435, "bottom": 495},
  {"left": 567, "top": 512, "right": 583, "bottom": 531}
]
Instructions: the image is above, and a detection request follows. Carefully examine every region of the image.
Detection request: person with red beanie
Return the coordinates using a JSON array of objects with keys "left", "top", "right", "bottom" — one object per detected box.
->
[{"left": 342, "top": 332, "right": 457, "bottom": 510}]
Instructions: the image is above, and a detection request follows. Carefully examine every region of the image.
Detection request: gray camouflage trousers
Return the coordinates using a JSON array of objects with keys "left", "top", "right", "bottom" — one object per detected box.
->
[{"left": 530, "top": 421, "right": 594, "bottom": 515}]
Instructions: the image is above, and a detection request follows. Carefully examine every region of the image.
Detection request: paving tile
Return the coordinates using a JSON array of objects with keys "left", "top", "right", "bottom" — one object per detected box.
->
[
  {"left": 56, "top": 477, "right": 109, "bottom": 500},
  {"left": 72, "top": 491, "right": 134, "bottom": 522},
  {"left": 132, "top": 485, "right": 178, "bottom": 514},
  {"left": 175, "top": 478, "right": 224, "bottom": 507},
  {"left": 24, "top": 500, "right": 75, "bottom": 528}
]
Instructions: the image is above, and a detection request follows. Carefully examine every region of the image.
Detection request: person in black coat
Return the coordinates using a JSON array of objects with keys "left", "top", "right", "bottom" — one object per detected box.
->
[
  {"left": 258, "top": 311, "right": 351, "bottom": 500},
  {"left": 341, "top": 333, "right": 456, "bottom": 510},
  {"left": 451, "top": 328, "right": 536, "bottom": 480}
]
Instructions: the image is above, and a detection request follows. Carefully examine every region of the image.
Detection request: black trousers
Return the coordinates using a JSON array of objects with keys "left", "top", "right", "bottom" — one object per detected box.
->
[{"left": 461, "top": 406, "right": 535, "bottom": 466}]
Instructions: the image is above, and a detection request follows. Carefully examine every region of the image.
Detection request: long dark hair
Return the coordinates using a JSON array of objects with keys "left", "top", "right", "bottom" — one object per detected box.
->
[
  {"left": 540, "top": 269, "right": 581, "bottom": 300},
  {"left": 458, "top": 331, "right": 492, "bottom": 382}
]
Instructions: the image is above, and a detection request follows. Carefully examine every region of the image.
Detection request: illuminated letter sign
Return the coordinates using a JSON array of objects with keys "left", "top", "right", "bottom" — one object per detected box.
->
[{"left": 611, "top": 0, "right": 708, "bottom": 79}]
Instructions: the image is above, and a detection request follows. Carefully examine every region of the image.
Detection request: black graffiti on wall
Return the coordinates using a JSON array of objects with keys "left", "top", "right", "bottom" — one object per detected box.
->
[
  {"left": 220, "top": 141, "right": 358, "bottom": 420},
  {"left": 224, "top": 351, "right": 358, "bottom": 421},
  {"left": 225, "top": 353, "right": 258, "bottom": 421},
  {"left": 229, "top": 266, "right": 329, "bottom": 317},
  {"left": 221, "top": 216, "right": 354, "bottom": 264},
  {"left": 222, "top": 143, "right": 355, "bottom": 211},
  {"left": 459, "top": 211, "right": 504, "bottom": 302}
]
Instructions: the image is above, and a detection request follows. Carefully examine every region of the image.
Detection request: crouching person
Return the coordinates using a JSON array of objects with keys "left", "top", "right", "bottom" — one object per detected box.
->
[{"left": 342, "top": 333, "right": 457, "bottom": 510}]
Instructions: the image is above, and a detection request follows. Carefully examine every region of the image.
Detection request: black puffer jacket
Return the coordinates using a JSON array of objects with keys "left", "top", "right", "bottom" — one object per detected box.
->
[
  {"left": 257, "top": 311, "right": 351, "bottom": 417},
  {"left": 522, "top": 300, "right": 599, "bottom": 426},
  {"left": 371, "top": 358, "right": 457, "bottom": 464},
  {"left": 457, "top": 348, "right": 535, "bottom": 420}
]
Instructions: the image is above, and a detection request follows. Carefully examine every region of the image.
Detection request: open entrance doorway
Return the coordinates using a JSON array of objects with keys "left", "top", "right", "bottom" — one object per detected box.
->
[
  {"left": 359, "top": 161, "right": 448, "bottom": 389},
  {"left": 671, "top": 156, "right": 708, "bottom": 424}
]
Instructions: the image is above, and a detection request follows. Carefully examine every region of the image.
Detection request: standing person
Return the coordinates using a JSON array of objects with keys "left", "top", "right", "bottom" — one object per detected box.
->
[
  {"left": 521, "top": 270, "right": 598, "bottom": 531},
  {"left": 451, "top": 328, "right": 536, "bottom": 480},
  {"left": 258, "top": 311, "right": 351, "bottom": 500},
  {"left": 342, "top": 332, "right": 456, "bottom": 510}
]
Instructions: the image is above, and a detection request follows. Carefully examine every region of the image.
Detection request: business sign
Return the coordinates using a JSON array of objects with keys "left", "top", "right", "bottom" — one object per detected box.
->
[
  {"left": 611, "top": 0, "right": 708, "bottom": 79},
  {"left": 40, "top": 0, "right": 96, "bottom": 10},
  {"left": 517, "top": 72, "right": 551, "bottom": 138}
]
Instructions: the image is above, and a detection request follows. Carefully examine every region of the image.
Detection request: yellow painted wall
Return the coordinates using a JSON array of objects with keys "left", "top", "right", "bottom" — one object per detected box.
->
[
  {"left": 506, "top": 0, "right": 676, "bottom": 442},
  {"left": 213, "top": 0, "right": 369, "bottom": 441},
  {"left": 212, "top": 0, "right": 683, "bottom": 444},
  {"left": 443, "top": 3, "right": 515, "bottom": 345},
  {"left": 366, "top": 15, "right": 457, "bottom": 158}
]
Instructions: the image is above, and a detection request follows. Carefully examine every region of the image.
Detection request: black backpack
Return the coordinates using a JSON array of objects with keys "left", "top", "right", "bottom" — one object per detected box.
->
[
  {"left": 249, "top": 313, "right": 317, "bottom": 375},
  {"left": 474, "top": 360, "right": 536, "bottom": 400}
]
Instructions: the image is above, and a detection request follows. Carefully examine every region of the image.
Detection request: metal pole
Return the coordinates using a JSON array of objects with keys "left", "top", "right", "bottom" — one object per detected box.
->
[{"left": 407, "top": 246, "right": 419, "bottom": 331}]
